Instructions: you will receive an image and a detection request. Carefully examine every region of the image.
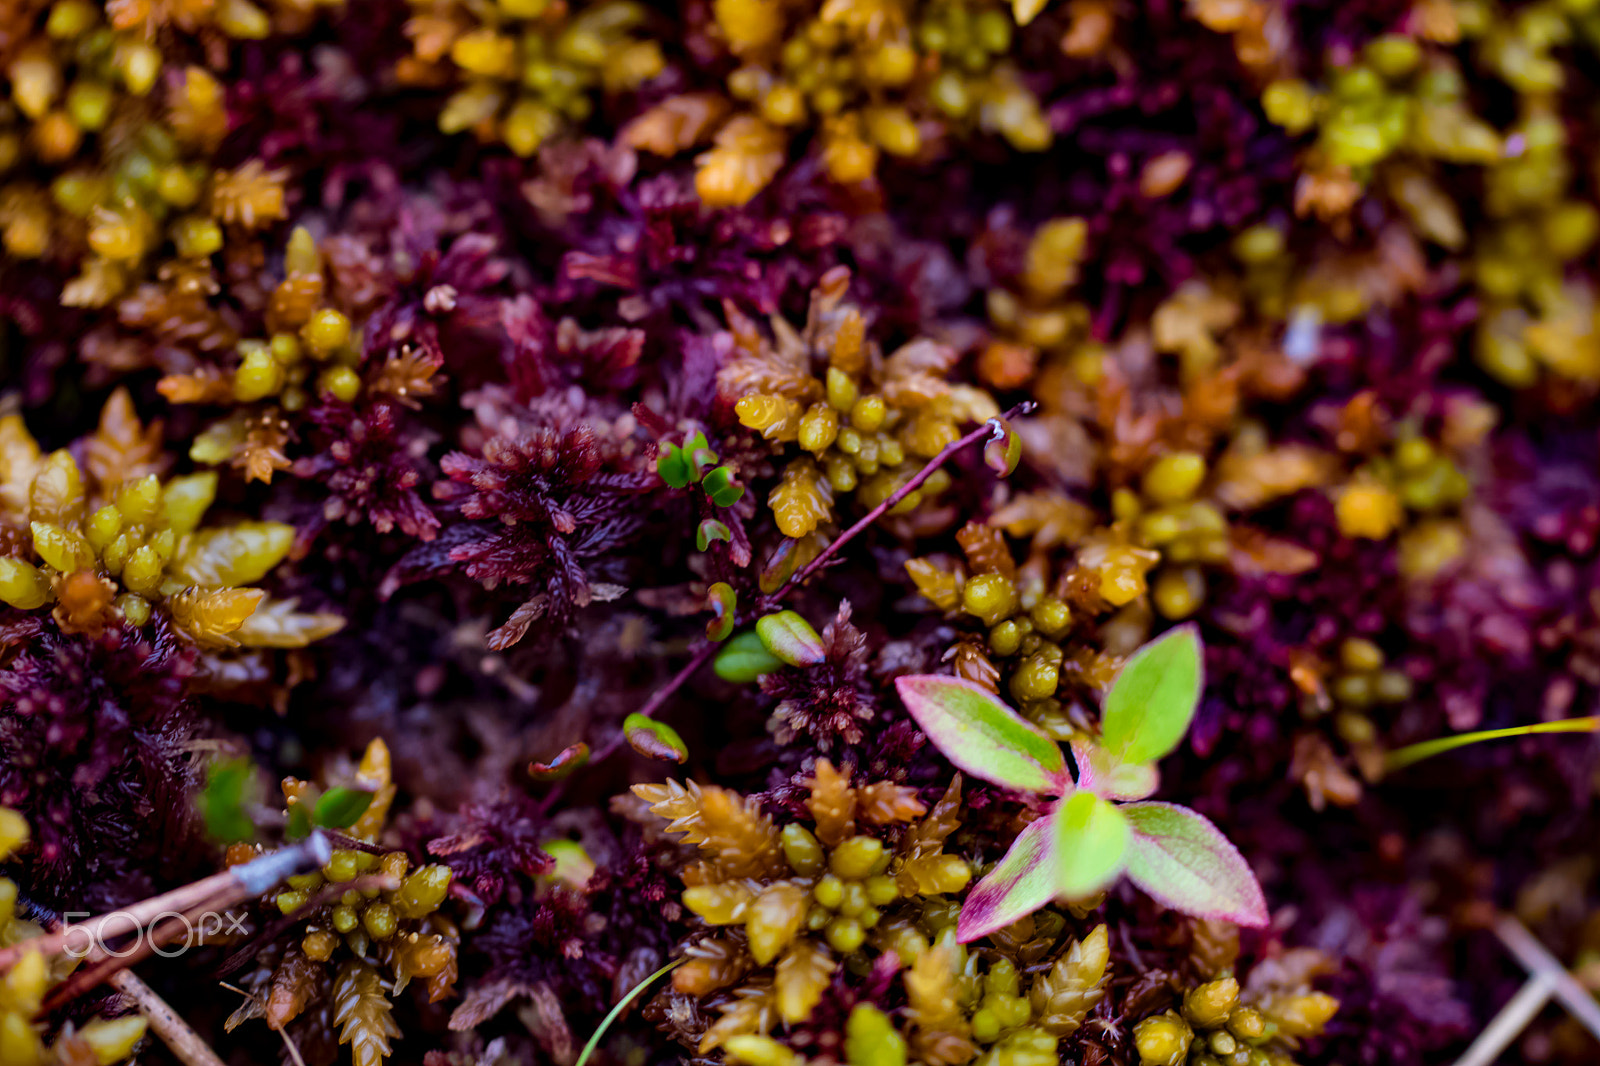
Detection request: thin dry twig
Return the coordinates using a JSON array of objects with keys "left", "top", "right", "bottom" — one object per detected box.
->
[
  {"left": 109, "top": 969, "right": 227, "bottom": 1066},
  {"left": 0, "top": 834, "right": 331, "bottom": 974}
]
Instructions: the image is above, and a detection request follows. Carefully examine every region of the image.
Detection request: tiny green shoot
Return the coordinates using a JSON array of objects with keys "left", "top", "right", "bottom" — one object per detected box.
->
[
  {"left": 573, "top": 957, "right": 685, "bottom": 1066},
  {"left": 1382, "top": 716, "right": 1600, "bottom": 774}
]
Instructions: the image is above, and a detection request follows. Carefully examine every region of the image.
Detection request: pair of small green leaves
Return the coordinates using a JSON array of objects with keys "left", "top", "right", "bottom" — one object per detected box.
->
[
  {"left": 713, "top": 610, "right": 826, "bottom": 681},
  {"left": 895, "top": 625, "right": 1268, "bottom": 942},
  {"left": 199, "top": 757, "right": 375, "bottom": 844},
  {"left": 286, "top": 786, "right": 377, "bottom": 841},
  {"left": 658, "top": 431, "right": 745, "bottom": 507}
]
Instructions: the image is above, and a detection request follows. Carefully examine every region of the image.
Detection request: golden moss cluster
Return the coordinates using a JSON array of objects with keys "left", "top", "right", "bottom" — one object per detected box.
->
[
  {"left": 0, "top": 808, "right": 149, "bottom": 1066},
  {"left": 1244, "top": 1, "right": 1600, "bottom": 392},
  {"left": 246, "top": 741, "right": 456, "bottom": 1066},
  {"left": 709, "top": 0, "right": 1046, "bottom": 201},
  {"left": 720, "top": 267, "right": 997, "bottom": 559},
  {"left": 0, "top": 389, "right": 342, "bottom": 649},
  {"left": 633, "top": 762, "right": 1151, "bottom": 1065},
  {"left": 614, "top": 0, "right": 1050, "bottom": 205},
  {"left": 401, "top": 0, "right": 664, "bottom": 156},
  {"left": 907, "top": 519, "right": 1110, "bottom": 735},
  {"left": 1133, "top": 958, "right": 1338, "bottom": 1066},
  {"left": 0, "top": 0, "right": 336, "bottom": 303},
  {"left": 153, "top": 225, "right": 441, "bottom": 484},
  {"left": 634, "top": 762, "right": 975, "bottom": 1050}
]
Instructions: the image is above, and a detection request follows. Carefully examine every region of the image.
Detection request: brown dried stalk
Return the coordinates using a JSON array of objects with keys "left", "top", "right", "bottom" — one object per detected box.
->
[
  {"left": 0, "top": 834, "right": 332, "bottom": 975},
  {"left": 109, "top": 970, "right": 228, "bottom": 1066}
]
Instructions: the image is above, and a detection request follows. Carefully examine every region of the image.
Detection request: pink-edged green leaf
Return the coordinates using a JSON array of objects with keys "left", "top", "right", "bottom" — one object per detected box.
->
[
  {"left": 1121, "top": 802, "right": 1268, "bottom": 928},
  {"left": 1101, "top": 625, "right": 1203, "bottom": 765},
  {"left": 1070, "top": 740, "right": 1159, "bottom": 801},
  {"left": 896, "top": 675, "right": 1069, "bottom": 794},
  {"left": 1052, "top": 791, "right": 1130, "bottom": 899},
  {"left": 957, "top": 813, "right": 1058, "bottom": 942}
]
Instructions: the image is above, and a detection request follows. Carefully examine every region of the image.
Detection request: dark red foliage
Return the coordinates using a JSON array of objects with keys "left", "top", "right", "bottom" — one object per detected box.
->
[
  {"left": 384, "top": 389, "right": 662, "bottom": 639},
  {"left": 0, "top": 621, "right": 200, "bottom": 906},
  {"left": 1307, "top": 891, "right": 1475, "bottom": 1066},
  {"left": 526, "top": 141, "right": 846, "bottom": 323},
  {"left": 500, "top": 295, "right": 648, "bottom": 401},
  {"left": 428, "top": 796, "right": 556, "bottom": 906},
  {"left": 760, "top": 602, "right": 877, "bottom": 751},
  {"left": 294, "top": 398, "right": 441, "bottom": 541},
  {"left": 454, "top": 837, "right": 679, "bottom": 1049}
]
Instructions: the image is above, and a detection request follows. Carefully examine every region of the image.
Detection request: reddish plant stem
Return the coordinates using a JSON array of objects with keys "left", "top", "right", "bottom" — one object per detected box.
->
[
  {"left": 551, "top": 401, "right": 1036, "bottom": 789},
  {"left": 760, "top": 401, "right": 1035, "bottom": 609},
  {"left": 536, "top": 640, "right": 718, "bottom": 816}
]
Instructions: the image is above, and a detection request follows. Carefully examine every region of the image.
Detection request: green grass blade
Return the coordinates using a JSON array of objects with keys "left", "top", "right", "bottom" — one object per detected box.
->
[
  {"left": 1383, "top": 717, "right": 1600, "bottom": 774},
  {"left": 574, "top": 957, "right": 684, "bottom": 1066}
]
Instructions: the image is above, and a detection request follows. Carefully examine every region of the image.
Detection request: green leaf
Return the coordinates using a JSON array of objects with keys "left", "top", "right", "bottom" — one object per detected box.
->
[
  {"left": 624, "top": 713, "right": 689, "bottom": 763},
  {"left": 714, "top": 630, "right": 784, "bottom": 682},
  {"left": 1070, "top": 740, "right": 1159, "bottom": 801},
  {"left": 198, "top": 757, "right": 256, "bottom": 844},
  {"left": 657, "top": 444, "right": 693, "bottom": 488},
  {"left": 1100, "top": 625, "right": 1203, "bottom": 765},
  {"left": 957, "top": 813, "right": 1059, "bottom": 942},
  {"left": 756, "top": 610, "right": 826, "bottom": 666},
  {"left": 685, "top": 432, "right": 716, "bottom": 481},
  {"left": 313, "top": 787, "right": 375, "bottom": 829},
  {"left": 1052, "top": 791, "right": 1130, "bottom": 899},
  {"left": 1121, "top": 802, "right": 1268, "bottom": 927},
  {"left": 286, "top": 802, "right": 313, "bottom": 841},
  {"left": 895, "top": 675, "right": 1069, "bottom": 794},
  {"left": 697, "top": 519, "right": 733, "bottom": 552},
  {"left": 704, "top": 466, "right": 746, "bottom": 507},
  {"left": 705, "top": 582, "right": 736, "bottom": 642}
]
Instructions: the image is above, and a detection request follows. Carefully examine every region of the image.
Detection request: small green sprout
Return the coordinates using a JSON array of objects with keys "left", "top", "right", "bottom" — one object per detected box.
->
[
  {"left": 706, "top": 582, "right": 737, "bottom": 641},
  {"left": 658, "top": 432, "right": 744, "bottom": 502},
  {"left": 896, "top": 626, "right": 1268, "bottom": 942},
  {"left": 1383, "top": 716, "right": 1600, "bottom": 773},
  {"left": 656, "top": 431, "right": 714, "bottom": 488},
  {"left": 697, "top": 519, "right": 733, "bottom": 551}
]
